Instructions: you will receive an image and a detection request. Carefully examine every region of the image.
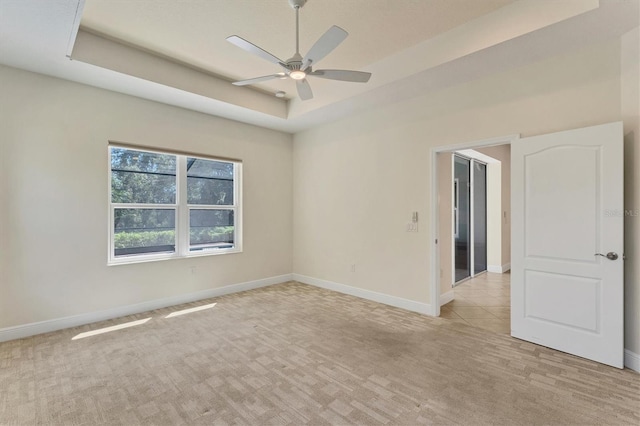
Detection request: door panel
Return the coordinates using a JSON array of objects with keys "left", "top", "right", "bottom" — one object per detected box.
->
[
  {"left": 525, "top": 146, "right": 598, "bottom": 261},
  {"left": 473, "top": 161, "right": 487, "bottom": 274},
  {"left": 524, "top": 271, "right": 599, "bottom": 332},
  {"left": 512, "top": 122, "right": 624, "bottom": 368},
  {"left": 454, "top": 156, "right": 471, "bottom": 282}
]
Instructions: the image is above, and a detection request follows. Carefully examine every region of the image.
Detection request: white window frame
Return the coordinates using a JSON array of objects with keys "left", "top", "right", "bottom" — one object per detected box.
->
[{"left": 108, "top": 144, "right": 243, "bottom": 265}]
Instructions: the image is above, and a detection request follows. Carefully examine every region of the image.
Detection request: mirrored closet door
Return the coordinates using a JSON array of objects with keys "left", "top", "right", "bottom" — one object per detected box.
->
[{"left": 453, "top": 154, "right": 487, "bottom": 284}]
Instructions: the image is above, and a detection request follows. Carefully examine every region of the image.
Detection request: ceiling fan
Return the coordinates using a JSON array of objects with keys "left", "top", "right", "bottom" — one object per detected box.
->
[{"left": 226, "top": 0, "right": 372, "bottom": 101}]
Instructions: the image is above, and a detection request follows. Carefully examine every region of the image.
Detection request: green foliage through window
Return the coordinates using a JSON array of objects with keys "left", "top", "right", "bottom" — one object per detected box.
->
[
  {"left": 187, "top": 157, "right": 234, "bottom": 205},
  {"left": 111, "top": 148, "right": 176, "bottom": 204},
  {"left": 109, "top": 146, "right": 240, "bottom": 262}
]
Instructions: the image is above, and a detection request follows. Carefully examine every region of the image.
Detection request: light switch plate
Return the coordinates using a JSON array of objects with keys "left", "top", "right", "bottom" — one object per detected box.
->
[{"left": 406, "top": 223, "right": 418, "bottom": 232}]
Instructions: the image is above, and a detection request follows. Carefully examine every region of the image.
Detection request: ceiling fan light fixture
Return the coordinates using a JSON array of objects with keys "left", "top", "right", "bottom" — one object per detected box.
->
[{"left": 290, "top": 70, "right": 306, "bottom": 80}]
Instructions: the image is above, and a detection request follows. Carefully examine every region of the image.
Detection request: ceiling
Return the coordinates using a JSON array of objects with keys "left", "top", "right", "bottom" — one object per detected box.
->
[
  {"left": 79, "top": 0, "right": 513, "bottom": 96},
  {"left": 0, "top": 0, "right": 638, "bottom": 133}
]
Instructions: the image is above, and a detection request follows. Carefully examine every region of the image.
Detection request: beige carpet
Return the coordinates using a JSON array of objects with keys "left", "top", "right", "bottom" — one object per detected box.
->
[{"left": 1, "top": 281, "right": 638, "bottom": 425}]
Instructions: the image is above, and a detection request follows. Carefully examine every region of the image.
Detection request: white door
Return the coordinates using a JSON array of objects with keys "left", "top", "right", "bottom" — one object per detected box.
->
[{"left": 511, "top": 122, "right": 624, "bottom": 368}]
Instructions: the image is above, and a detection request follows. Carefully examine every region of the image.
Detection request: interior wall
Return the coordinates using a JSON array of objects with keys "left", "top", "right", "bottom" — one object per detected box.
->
[
  {"left": 621, "top": 27, "right": 640, "bottom": 356},
  {"left": 293, "top": 40, "right": 622, "bottom": 320},
  {"left": 475, "top": 145, "right": 511, "bottom": 269},
  {"left": 0, "top": 102, "right": 6, "bottom": 311},
  {"left": 0, "top": 65, "right": 293, "bottom": 329},
  {"left": 485, "top": 161, "right": 502, "bottom": 269},
  {"left": 437, "top": 152, "right": 453, "bottom": 296}
]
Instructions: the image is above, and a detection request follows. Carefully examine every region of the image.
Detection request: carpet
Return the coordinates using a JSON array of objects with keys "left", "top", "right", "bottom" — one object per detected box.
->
[{"left": 1, "top": 281, "right": 638, "bottom": 425}]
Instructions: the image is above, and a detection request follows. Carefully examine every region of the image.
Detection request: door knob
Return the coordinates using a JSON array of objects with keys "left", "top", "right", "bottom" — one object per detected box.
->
[{"left": 595, "top": 252, "right": 618, "bottom": 260}]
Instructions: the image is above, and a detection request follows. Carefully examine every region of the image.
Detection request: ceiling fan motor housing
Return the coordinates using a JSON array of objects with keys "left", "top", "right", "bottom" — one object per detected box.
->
[
  {"left": 284, "top": 53, "right": 304, "bottom": 70},
  {"left": 288, "top": 0, "right": 307, "bottom": 9}
]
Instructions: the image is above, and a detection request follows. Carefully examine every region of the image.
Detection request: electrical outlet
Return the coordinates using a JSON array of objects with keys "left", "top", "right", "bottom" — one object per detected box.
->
[
  {"left": 190, "top": 266, "right": 197, "bottom": 275},
  {"left": 350, "top": 264, "right": 356, "bottom": 273},
  {"left": 406, "top": 223, "right": 418, "bottom": 232}
]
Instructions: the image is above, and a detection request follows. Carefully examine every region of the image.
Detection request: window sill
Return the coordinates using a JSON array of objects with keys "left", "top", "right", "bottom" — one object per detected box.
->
[{"left": 107, "top": 248, "right": 242, "bottom": 266}]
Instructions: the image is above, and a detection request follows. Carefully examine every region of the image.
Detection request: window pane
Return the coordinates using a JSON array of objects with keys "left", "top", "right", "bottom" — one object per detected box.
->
[
  {"left": 189, "top": 209, "right": 234, "bottom": 251},
  {"left": 114, "top": 208, "right": 176, "bottom": 257},
  {"left": 187, "top": 158, "right": 234, "bottom": 205},
  {"left": 111, "top": 148, "right": 176, "bottom": 204}
]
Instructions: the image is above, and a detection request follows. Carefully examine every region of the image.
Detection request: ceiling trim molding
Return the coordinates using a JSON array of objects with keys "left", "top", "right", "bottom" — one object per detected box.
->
[
  {"left": 71, "top": 29, "right": 288, "bottom": 119},
  {"left": 65, "top": 0, "right": 85, "bottom": 58}
]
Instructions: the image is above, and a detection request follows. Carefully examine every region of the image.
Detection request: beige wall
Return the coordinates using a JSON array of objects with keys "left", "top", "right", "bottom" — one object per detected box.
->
[
  {"left": 475, "top": 145, "right": 511, "bottom": 269},
  {"left": 293, "top": 40, "right": 631, "bottom": 341},
  {"left": 0, "top": 92, "right": 6, "bottom": 313},
  {"left": 621, "top": 27, "right": 640, "bottom": 355},
  {"left": 0, "top": 65, "right": 293, "bottom": 329},
  {"left": 486, "top": 160, "right": 502, "bottom": 269}
]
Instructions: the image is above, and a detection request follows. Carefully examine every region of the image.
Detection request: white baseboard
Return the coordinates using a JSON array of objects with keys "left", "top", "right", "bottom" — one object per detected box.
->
[
  {"left": 487, "top": 263, "right": 511, "bottom": 273},
  {"left": 625, "top": 349, "right": 640, "bottom": 372},
  {"left": 0, "top": 273, "right": 292, "bottom": 343},
  {"left": 292, "top": 273, "right": 432, "bottom": 316},
  {"left": 440, "top": 290, "right": 455, "bottom": 306}
]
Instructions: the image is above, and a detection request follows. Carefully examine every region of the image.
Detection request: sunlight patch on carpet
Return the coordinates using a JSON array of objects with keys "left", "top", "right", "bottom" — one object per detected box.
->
[
  {"left": 71, "top": 318, "right": 152, "bottom": 340},
  {"left": 165, "top": 302, "right": 217, "bottom": 318}
]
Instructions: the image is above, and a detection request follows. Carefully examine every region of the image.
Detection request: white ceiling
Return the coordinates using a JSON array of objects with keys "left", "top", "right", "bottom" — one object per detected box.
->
[
  {"left": 80, "top": 0, "right": 513, "bottom": 96},
  {"left": 0, "top": 0, "right": 638, "bottom": 133}
]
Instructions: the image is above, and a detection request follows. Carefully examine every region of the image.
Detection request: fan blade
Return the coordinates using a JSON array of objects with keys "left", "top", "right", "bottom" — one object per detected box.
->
[
  {"left": 226, "top": 35, "right": 283, "bottom": 65},
  {"left": 308, "top": 69, "right": 371, "bottom": 83},
  {"left": 301, "top": 26, "right": 348, "bottom": 70},
  {"left": 296, "top": 79, "right": 313, "bottom": 101},
  {"left": 232, "top": 73, "right": 286, "bottom": 86}
]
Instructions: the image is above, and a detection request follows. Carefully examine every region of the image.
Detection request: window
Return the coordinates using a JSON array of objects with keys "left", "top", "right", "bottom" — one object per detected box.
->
[{"left": 109, "top": 145, "right": 241, "bottom": 264}]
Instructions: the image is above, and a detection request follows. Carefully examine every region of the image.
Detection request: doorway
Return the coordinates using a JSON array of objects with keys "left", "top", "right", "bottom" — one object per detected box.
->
[
  {"left": 441, "top": 145, "right": 511, "bottom": 334},
  {"left": 430, "top": 123, "right": 625, "bottom": 368},
  {"left": 429, "top": 134, "right": 517, "bottom": 325}
]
